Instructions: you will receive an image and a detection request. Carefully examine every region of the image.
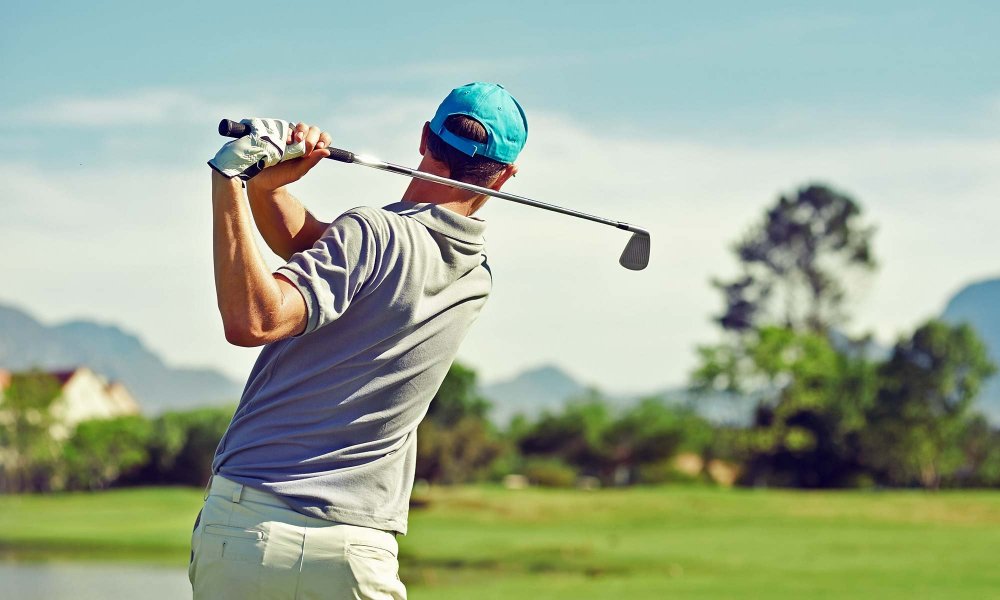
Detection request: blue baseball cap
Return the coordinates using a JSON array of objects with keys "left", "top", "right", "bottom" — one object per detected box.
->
[{"left": 429, "top": 82, "right": 528, "bottom": 164}]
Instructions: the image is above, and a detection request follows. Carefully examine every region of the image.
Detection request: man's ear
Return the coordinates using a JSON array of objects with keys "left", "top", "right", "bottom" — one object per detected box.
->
[
  {"left": 419, "top": 122, "right": 430, "bottom": 156},
  {"left": 489, "top": 163, "right": 518, "bottom": 191}
]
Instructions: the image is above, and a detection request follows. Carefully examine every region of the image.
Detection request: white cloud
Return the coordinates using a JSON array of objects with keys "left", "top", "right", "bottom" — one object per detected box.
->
[
  {"left": 6, "top": 88, "right": 256, "bottom": 127},
  {"left": 2, "top": 96, "right": 999, "bottom": 394}
]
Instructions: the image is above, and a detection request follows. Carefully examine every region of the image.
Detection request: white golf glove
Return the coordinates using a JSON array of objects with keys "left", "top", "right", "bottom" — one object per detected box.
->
[{"left": 208, "top": 118, "right": 307, "bottom": 180}]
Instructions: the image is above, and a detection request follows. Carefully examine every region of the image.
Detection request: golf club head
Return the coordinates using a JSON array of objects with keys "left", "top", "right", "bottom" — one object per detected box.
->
[{"left": 619, "top": 231, "right": 650, "bottom": 271}]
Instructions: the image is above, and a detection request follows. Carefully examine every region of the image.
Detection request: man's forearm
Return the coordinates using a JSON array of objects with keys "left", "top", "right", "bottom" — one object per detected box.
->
[
  {"left": 212, "top": 172, "right": 298, "bottom": 343},
  {"left": 246, "top": 180, "right": 330, "bottom": 261}
]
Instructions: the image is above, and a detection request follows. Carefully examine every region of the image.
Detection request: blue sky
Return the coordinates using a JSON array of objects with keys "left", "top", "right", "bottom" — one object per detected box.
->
[
  {"left": 4, "top": 1, "right": 997, "bottom": 139},
  {"left": 2, "top": 2, "right": 999, "bottom": 391}
]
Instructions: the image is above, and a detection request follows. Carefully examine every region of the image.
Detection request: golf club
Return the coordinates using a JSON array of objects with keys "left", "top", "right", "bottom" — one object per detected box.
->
[{"left": 219, "top": 119, "right": 651, "bottom": 271}]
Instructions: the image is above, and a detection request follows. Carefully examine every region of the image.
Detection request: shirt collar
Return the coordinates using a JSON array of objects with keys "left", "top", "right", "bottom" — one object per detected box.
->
[{"left": 382, "top": 201, "right": 487, "bottom": 244}]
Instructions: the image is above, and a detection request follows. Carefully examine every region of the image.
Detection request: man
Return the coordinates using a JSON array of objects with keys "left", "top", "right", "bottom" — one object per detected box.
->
[{"left": 192, "top": 82, "right": 527, "bottom": 599}]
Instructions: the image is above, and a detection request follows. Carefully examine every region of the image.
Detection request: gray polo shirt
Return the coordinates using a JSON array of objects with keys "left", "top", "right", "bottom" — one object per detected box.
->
[{"left": 212, "top": 201, "right": 491, "bottom": 534}]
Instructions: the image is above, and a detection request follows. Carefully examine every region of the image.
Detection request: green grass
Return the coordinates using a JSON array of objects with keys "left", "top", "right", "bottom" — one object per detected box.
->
[
  {"left": 0, "top": 486, "right": 201, "bottom": 563},
  {"left": 2, "top": 485, "right": 999, "bottom": 598}
]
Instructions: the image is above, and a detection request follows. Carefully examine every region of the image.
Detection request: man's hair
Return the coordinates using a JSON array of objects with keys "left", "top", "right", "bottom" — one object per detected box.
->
[{"left": 426, "top": 115, "right": 508, "bottom": 186}]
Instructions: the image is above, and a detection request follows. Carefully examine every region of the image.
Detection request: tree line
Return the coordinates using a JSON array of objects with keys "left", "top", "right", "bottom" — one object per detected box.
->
[
  {"left": 2, "top": 183, "right": 999, "bottom": 492},
  {"left": 3, "top": 350, "right": 998, "bottom": 493},
  {"left": 0, "top": 362, "right": 720, "bottom": 492}
]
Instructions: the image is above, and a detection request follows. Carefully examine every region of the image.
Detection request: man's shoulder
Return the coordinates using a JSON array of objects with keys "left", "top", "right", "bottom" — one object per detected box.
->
[
  {"left": 339, "top": 204, "right": 432, "bottom": 238},
  {"left": 340, "top": 205, "right": 410, "bottom": 228},
  {"left": 339, "top": 205, "right": 383, "bottom": 224},
  {"left": 333, "top": 206, "right": 393, "bottom": 239}
]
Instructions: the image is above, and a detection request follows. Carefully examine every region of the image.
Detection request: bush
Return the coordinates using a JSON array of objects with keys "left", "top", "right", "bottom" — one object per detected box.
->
[
  {"left": 636, "top": 459, "right": 701, "bottom": 485},
  {"left": 523, "top": 458, "right": 577, "bottom": 488},
  {"left": 124, "top": 406, "right": 235, "bottom": 486},
  {"left": 62, "top": 416, "right": 153, "bottom": 490},
  {"left": 415, "top": 361, "right": 506, "bottom": 484},
  {"left": 416, "top": 416, "right": 507, "bottom": 484}
]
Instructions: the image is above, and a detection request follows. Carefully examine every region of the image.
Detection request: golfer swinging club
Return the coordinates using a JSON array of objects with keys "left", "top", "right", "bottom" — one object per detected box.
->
[{"left": 192, "top": 82, "right": 527, "bottom": 599}]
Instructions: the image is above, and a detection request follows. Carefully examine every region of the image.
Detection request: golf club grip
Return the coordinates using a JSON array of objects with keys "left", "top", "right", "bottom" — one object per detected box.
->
[
  {"left": 219, "top": 119, "right": 250, "bottom": 137},
  {"left": 217, "top": 119, "right": 355, "bottom": 164}
]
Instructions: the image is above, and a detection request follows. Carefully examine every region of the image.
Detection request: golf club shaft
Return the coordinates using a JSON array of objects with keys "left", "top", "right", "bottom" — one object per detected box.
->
[{"left": 219, "top": 119, "right": 645, "bottom": 235}]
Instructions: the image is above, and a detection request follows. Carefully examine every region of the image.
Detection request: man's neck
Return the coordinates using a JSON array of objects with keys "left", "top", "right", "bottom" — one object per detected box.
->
[{"left": 399, "top": 157, "right": 485, "bottom": 217}]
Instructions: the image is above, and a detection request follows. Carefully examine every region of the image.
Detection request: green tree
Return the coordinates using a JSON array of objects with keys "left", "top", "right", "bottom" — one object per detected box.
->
[
  {"left": 516, "top": 393, "right": 611, "bottom": 479},
  {"left": 416, "top": 417, "right": 505, "bottom": 484},
  {"left": 515, "top": 393, "right": 716, "bottom": 486},
  {"left": 602, "top": 398, "right": 713, "bottom": 484},
  {"left": 694, "top": 327, "right": 877, "bottom": 487},
  {"left": 714, "top": 184, "right": 876, "bottom": 334},
  {"left": 425, "top": 362, "right": 490, "bottom": 426},
  {"left": 864, "top": 321, "right": 996, "bottom": 488},
  {"left": 0, "top": 371, "right": 63, "bottom": 492},
  {"left": 62, "top": 416, "right": 153, "bottom": 490},
  {"left": 693, "top": 183, "right": 880, "bottom": 488},
  {"left": 126, "top": 406, "right": 235, "bottom": 486},
  {"left": 415, "top": 362, "right": 505, "bottom": 484},
  {"left": 950, "top": 415, "right": 1000, "bottom": 487}
]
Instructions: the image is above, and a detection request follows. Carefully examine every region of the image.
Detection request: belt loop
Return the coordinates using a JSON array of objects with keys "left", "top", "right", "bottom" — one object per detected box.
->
[
  {"left": 203, "top": 476, "right": 213, "bottom": 501},
  {"left": 231, "top": 483, "right": 244, "bottom": 504}
]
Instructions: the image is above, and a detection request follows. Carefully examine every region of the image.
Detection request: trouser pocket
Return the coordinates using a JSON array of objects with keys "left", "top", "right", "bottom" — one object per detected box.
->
[
  {"left": 191, "top": 496, "right": 268, "bottom": 599},
  {"left": 346, "top": 541, "right": 406, "bottom": 599},
  {"left": 203, "top": 524, "right": 266, "bottom": 564}
]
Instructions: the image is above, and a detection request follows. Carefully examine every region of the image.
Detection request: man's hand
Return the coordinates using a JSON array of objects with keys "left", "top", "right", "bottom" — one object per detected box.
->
[
  {"left": 240, "top": 122, "right": 334, "bottom": 261},
  {"left": 208, "top": 118, "right": 299, "bottom": 179},
  {"left": 247, "top": 123, "right": 333, "bottom": 192}
]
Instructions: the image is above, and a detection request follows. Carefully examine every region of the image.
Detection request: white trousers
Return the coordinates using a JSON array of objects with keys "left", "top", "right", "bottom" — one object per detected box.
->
[{"left": 190, "top": 475, "right": 407, "bottom": 600}]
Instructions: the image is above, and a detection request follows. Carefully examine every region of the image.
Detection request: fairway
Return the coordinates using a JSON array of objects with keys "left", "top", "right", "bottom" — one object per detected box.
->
[{"left": 1, "top": 486, "right": 999, "bottom": 599}]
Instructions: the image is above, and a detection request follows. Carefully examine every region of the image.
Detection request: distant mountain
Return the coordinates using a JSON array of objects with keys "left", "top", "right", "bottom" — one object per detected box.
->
[
  {"left": 0, "top": 303, "right": 242, "bottom": 413},
  {"left": 480, "top": 364, "right": 590, "bottom": 424},
  {"left": 942, "top": 278, "right": 1000, "bottom": 423},
  {"left": 479, "top": 363, "right": 752, "bottom": 426}
]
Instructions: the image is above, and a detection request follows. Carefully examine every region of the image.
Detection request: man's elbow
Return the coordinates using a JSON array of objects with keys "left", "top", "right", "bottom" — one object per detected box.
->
[
  {"left": 221, "top": 313, "right": 271, "bottom": 347},
  {"left": 224, "top": 325, "right": 267, "bottom": 347},
  {"left": 218, "top": 287, "right": 304, "bottom": 347}
]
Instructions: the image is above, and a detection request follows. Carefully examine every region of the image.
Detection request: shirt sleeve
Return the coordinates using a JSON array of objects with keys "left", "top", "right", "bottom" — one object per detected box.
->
[{"left": 275, "top": 210, "right": 379, "bottom": 335}]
